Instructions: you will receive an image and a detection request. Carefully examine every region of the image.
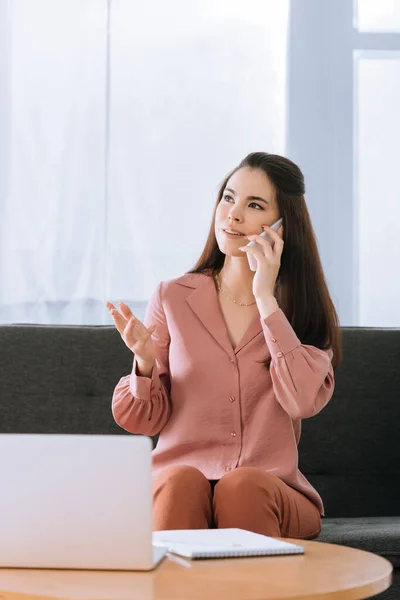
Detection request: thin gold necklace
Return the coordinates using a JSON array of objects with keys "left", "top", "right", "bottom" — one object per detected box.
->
[{"left": 214, "top": 274, "right": 257, "bottom": 307}]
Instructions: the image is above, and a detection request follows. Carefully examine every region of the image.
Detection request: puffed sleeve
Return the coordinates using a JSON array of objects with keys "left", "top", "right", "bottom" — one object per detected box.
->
[{"left": 261, "top": 309, "right": 334, "bottom": 419}]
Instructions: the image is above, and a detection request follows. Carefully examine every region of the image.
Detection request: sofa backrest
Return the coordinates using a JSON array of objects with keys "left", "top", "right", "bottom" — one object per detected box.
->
[
  {"left": 1, "top": 324, "right": 399, "bottom": 518},
  {"left": 0, "top": 325, "right": 132, "bottom": 436},
  {"left": 300, "top": 327, "right": 400, "bottom": 518}
]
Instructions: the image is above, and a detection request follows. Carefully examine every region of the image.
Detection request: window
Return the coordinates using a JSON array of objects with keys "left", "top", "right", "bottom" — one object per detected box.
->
[{"left": 287, "top": 0, "right": 400, "bottom": 325}]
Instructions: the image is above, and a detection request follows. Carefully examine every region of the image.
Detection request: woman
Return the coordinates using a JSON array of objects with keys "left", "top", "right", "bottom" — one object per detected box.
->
[{"left": 107, "top": 152, "right": 341, "bottom": 539}]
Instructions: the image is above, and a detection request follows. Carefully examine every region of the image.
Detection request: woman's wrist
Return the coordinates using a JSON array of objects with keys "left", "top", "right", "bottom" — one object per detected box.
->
[
  {"left": 256, "top": 296, "right": 279, "bottom": 320},
  {"left": 135, "top": 358, "right": 154, "bottom": 378}
]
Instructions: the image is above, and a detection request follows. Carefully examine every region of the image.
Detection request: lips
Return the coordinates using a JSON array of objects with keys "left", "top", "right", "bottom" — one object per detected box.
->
[{"left": 222, "top": 228, "right": 245, "bottom": 237}]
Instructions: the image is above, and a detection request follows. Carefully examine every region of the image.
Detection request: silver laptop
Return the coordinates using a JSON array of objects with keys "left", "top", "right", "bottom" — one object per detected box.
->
[{"left": 0, "top": 433, "right": 167, "bottom": 570}]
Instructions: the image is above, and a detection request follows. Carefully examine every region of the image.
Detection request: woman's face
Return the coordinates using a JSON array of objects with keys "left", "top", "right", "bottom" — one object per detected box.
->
[{"left": 214, "top": 167, "right": 280, "bottom": 257}]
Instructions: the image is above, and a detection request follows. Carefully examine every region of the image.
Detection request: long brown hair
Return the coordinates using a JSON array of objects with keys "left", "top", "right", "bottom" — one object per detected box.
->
[{"left": 188, "top": 152, "right": 342, "bottom": 369}]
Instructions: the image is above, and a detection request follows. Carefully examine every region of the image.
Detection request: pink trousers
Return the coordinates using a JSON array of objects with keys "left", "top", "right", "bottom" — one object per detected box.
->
[{"left": 152, "top": 465, "right": 322, "bottom": 539}]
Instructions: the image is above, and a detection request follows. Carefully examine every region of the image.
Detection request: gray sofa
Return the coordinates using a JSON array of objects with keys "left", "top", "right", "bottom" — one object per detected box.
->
[{"left": 0, "top": 324, "right": 399, "bottom": 598}]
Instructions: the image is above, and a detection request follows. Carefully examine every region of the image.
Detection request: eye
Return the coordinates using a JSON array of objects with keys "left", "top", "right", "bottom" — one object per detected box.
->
[
  {"left": 223, "top": 194, "right": 234, "bottom": 203},
  {"left": 249, "top": 202, "right": 263, "bottom": 210}
]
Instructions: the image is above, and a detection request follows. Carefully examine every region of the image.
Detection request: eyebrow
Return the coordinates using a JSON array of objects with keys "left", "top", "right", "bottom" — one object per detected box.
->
[{"left": 224, "top": 187, "right": 269, "bottom": 204}]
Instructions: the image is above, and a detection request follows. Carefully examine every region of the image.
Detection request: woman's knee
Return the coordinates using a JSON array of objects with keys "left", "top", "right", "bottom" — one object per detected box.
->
[
  {"left": 214, "top": 467, "right": 277, "bottom": 496},
  {"left": 153, "top": 465, "right": 210, "bottom": 496}
]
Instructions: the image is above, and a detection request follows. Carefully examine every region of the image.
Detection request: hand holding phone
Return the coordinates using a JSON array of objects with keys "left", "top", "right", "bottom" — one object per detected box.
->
[{"left": 246, "top": 218, "right": 283, "bottom": 271}]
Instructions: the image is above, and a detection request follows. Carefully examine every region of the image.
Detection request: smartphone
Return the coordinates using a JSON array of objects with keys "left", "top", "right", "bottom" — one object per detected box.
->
[{"left": 246, "top": 218, "right": 283, "bottom": 271}]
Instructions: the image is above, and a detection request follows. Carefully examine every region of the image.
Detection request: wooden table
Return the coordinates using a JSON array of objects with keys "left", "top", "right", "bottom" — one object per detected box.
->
[{"left": 0, "top": 539, "right": 393, "bottom": 600}]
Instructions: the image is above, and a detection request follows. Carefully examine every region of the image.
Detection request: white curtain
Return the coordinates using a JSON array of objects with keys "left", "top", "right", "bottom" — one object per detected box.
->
[{"left": 0, "top": 0, "right": 289, "bottom": 324}]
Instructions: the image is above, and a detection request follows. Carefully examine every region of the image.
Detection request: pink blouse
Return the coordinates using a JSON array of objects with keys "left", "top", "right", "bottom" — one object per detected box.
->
[{"left": 112, "top": 272, "right": 334, "bottom": 516}]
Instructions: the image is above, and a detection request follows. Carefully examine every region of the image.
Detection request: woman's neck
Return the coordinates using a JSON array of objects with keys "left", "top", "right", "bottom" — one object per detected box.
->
[{"left": 216, "top": 258, "right": 255, "bottom": 305}]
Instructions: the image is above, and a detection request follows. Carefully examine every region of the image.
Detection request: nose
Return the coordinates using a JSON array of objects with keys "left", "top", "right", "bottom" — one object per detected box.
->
[{"left": 228, "top": 205, "right": 244, "bottom": 223}]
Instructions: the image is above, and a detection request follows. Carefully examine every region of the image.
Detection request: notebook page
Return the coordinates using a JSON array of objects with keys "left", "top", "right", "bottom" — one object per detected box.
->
[{"left": 153, "top": 528, "right": 304, "bottom": 553}]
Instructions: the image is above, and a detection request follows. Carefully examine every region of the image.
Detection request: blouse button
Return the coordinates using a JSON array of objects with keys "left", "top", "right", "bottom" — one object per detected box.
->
[
  {"left": 225, "top": 466, "right": 232, "bottom": 471},
  {"left": 277, "top": 351, "right": 283, "bottom": 358},
  {"left": 229, "top": 396, "right": 235, "bottom": 403},
  {"left": 271, "top": 337, "right": 277, "bottom": 343},
  {"left": 231, "top": 432, "right": 237, "bottom": 437}
]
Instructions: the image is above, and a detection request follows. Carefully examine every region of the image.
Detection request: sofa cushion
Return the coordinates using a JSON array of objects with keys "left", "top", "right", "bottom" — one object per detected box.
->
[{"left": 318, "top": 516, "right": 400, "bottom": 567}]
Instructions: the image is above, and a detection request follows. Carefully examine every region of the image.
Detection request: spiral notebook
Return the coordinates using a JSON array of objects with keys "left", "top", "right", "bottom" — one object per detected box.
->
[{"left": 153, "top": 528, "right": 304, "bottom": 560}]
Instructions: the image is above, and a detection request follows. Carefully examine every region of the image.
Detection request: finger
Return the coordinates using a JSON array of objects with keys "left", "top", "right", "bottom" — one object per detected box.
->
[
  {"left": 125, "top": 321, "right": 156, "bottom": 349},
  {"left": 261, "top": 227, "right": 284, "bottom": 255},
  {"left": 273, "top": 236, "right": 284, "bottom": 257},
  {"left": 123, "top": 317, "right": 141, "bottom": 342},
  {"left": 109, "top": 309, "right": 127, "bottom": 334},
  {"left": 245, "top": 236, "right": 274, "bottom": 260},
  {"left": 106, "top": 301, "right": 122, "bottom": 316},
  {"left": 262, "top": 226, "right": 284, "bottom": 256},
  {"left": 126, "top": 316, "right": 152, "bottom": 338},
  {"left": 239, "top": 245, "right": 266, "bottom": 264},
  {"left": 107, "top": 301, "right": 123, "bottom": 318},
  {"left": 139, "top": 322, "right": 157, "bottom": 338},
  {"left": 124, "top": 316, "right": 137, "bottom": 332},
  {"left": 262, "top": 225, "right": 284, "bottom": 243},
  {"left": 141, "top": 325, "right": 156, "bottom": 344},
  {"left": 118, "top": 301, "right": 134, "bottom": 320}
]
